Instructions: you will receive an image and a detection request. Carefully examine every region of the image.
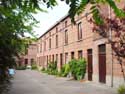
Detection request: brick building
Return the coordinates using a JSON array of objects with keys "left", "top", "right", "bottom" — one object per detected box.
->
[
  {"left": 22, "top": 43, "right": 37, "bottom": 66},
  {"left": 35, "top": 1, "right": 125, "bottom": 87}
]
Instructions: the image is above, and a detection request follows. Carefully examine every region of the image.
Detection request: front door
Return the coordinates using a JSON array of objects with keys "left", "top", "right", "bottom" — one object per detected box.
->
[
  {"left": 87, "top": 49, "right": 93, "bottom": 81},
  {"left": 25, "top": 59, "right": 28, "bottom": 66},
  {"left": 98, "top": 44, "right": 106, "bottom": 83},
  {"left": 60, "top": 54, "right": 63, "bottom": 69}
]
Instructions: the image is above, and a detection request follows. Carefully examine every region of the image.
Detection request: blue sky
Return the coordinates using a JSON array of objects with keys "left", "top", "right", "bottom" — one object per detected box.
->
[{"left": 33, "top": 0, "right": 69, "bottom": 37}]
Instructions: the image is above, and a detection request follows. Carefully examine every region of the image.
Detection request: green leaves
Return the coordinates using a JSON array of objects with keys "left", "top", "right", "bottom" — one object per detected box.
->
[
  {"left": 0, "top": 0, "right": 41, "bottom": 69},
  {"left": 91, "top": 5, "right": 104, "bottom": 25},
  {"left": 106, "top": 0, "right": 125, "bottom": 18},
  {"left": 69, "top": 58, "right": 86, "bottom": 80},
  {"left": 46, "top": 61, "right": 58, "bottom": 75},
  {"left": 66, "top": 0, "right": 70, "bottom": 4},
  {"left": 68, "top": 0, "right": 89, "bottom": 23},
  {"left": 77, "top": 0, "right": 89, "bottom": 14},
  {"left": 65, "top": 0, "right": 125, "bottom": 25},
  {"left": 44, "top": 0, "right": 57, "bottom": 8}
]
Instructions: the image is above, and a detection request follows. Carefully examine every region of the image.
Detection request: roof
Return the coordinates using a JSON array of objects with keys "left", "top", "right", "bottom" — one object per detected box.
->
[{"left": 38, "top": 14, "right": 69, "bottom": 39}]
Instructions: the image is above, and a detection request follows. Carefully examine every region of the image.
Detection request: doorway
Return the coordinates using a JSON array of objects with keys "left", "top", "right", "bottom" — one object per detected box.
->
[
  {"left": 60, "top": 53, "right": 63, "bottom": 69},
  {"left": 87, "top": 49, "right": 93, "bottom": 81},
  {"left": 98, "top": 44, "right": 106, "bottom": 83}
]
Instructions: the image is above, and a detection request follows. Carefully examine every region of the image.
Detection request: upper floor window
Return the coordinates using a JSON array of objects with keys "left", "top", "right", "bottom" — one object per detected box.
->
[
  {"left": 44, "top": 41, "right": 46, "bottom": 51},
  {"left": 56, "top": 35, "right": 58, "bottom": 48},
  {"left": 38, "top": 44, "right": 41, "bottom": 53},
  {"left": 40, "top": 43, "right": 42, "bottom": 52},
  {"left": 49, "top": 38, "right": 51, "bottom": 49},
  {"left": 78, "top": 22, "right": 82, "bottom": 40},
  {"left": 65, "top": 21, "right": 67, "bottom": 27},
  {"left": 56, "top": 27, "right": 58, "bottom": 33},
  {"left": 78, "top": 50, "right": 83, "bottom": 59},
  {"left": 65, "top": 30, "right": 68, "bottom": 45}
]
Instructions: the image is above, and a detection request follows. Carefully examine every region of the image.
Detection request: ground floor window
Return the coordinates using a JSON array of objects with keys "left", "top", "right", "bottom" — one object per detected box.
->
[
  {"left": 71, "top": 52, "right": 74, "bottom": 59},
  {"left": 65, "top": 53, "right": 68, "bottom": 64},
  {"left": 78, "top": 50, "right": 83, "bottom": 59},
  {"left": 56, "top": 54, "right": 58, "bottom": 62},
  {"left": 31, "top": 58, "right": 34, "bottom": 65},
  {"left": 60, "top": 53, "right": 63, "bottom": 68},
  {"left": 52, "top": 54, "right": 54, "bottom": 62}
]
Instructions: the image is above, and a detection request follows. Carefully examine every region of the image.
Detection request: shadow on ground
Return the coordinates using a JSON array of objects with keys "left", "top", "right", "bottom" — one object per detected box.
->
[{"left": 0, "top": 80, "right": 12, "bottom": 94}]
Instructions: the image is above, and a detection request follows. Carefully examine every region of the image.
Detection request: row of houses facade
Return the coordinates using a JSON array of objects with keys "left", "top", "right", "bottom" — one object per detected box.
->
[{"left": 22, "top": 1, "right": 125, "bottom": 87}]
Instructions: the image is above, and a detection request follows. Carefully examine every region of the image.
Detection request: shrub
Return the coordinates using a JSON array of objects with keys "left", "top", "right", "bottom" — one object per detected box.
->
[
  {"left": 41, "top": 67, "right": 45, "bottom": 71},
  {"left": 60, "top": 63, "right": 70, "bottom": 77},
  {"left": 118, "top": 85, "right": 125, "bottom": 94},
  {"left": 46, "top": 61, "right": 58, "bottom": 75},
  {"left": 69, "top": 58, "right": 86, "bottom": 80},
  {"left": 31, "top": 64, "right": 37, "bottom": 70},
  {"left": 16, "top": 66, "right": 26, "bottom": 70}
]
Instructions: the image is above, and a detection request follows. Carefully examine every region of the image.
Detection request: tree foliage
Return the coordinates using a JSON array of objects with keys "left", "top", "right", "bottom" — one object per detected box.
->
[{"left": 0, "top": 0, "right": 44, "bottom": 79}]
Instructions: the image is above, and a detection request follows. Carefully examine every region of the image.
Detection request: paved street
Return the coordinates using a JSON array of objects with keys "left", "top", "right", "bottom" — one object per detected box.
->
[{"left": 6, "top": 70, "right": 117, "bottom": 94}]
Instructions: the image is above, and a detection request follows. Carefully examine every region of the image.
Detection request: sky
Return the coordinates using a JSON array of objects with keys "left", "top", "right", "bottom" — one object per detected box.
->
[{"left": 33, "top": 0, "right": 69, "bottom": 37}]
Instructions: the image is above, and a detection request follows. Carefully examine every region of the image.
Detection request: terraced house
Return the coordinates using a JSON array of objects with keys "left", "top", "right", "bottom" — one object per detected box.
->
[{"left": 24, "top": 1, "right": 125, "bottom": 87}]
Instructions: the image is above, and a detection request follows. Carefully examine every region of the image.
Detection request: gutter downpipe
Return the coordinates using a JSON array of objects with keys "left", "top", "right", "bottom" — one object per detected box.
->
[{"left": 108, "top": 5, "right": 114, "bottom": 87}]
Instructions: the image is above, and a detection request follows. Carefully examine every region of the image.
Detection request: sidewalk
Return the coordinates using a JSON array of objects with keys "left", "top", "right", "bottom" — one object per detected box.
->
[{"left": 41, "top": 72, "right": 117, "bottom": 94}]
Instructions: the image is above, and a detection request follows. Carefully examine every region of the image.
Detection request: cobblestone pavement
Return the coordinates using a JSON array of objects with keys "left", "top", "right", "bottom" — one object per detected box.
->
[{"left": 6, "top": 70, "right": 117, "bottom": 94}]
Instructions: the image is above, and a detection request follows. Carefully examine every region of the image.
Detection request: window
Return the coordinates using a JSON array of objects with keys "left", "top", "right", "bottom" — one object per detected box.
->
[
  {"left": 39, "top": 57, "right": 40, "bottom": 66},
  {"left": 38, "top": 44, "right": 41, "bottom": 53},
  {"left": 52, "top": 54, "right": 54, "bottom": 62},
  {"left": 47, "top": 56, "right": 48, "bottom": 67},
  {"left": 60, "top": 53, "right": 63, "bottom": 68},
  {"left": 25, "top": 59, "right": 28, "bottom": 65},
  {"left": 56, "top": 27, "right": 58, "bottom": 33},
  {"left": 71, "top": 52, "right": 75, "bottom": 59},
  {"left": 44, "top": 41, "right": 46, "bottom": 51},
  {"left": 49, "top": 38, "right": 51, "bottom": 49},
  {"left": 56, "top": 35, "right": 58, "bottom": 48},
  {"left": 65, "top": 30, "right": 68, "bottom": 44},
  {"left": 49, "top": 55, "right": 51, "bottom": 62},
  {"left": 65, "top": 21, "right": 67, "bottom": 27},
  {"left": 40, "top": 44, "right": 42, "bottom": 52},
  {"left": 31, "top": 58, "right": 34, "bottom": 65},
  {"left": 78, "top": 22, "right": 82, "bottom": 40},
  {"left": 65, "top": 53, "right": 68, "bottom": 64},
  {"left": 78, "top": 50, "right": 83, "bottom": 59},
  {"left": 56, "top": 54, "right": 58, "bottom": 62}
]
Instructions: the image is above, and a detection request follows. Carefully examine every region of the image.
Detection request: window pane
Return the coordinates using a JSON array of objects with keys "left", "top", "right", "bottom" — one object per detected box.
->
[
  {"left": 65, "top": 30, "right": 68, "bottom": 44},
  {"left": 71, "top": 52, "right": 74, "bottom": 59},
  {"left": 65, "top": 53, "right": 68, "bottom": 64},
  {"left": 78, "top": 50, "right": 83, "bottom": 59},
  {"left": 56, "top": 35, "right": 58, "bottom": 47},
  {"left": 49, "top": 38, "right": 51, "bottom": 49},
  {"left": 78, "top": 22, "right": 82, "bottom": 40}
]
